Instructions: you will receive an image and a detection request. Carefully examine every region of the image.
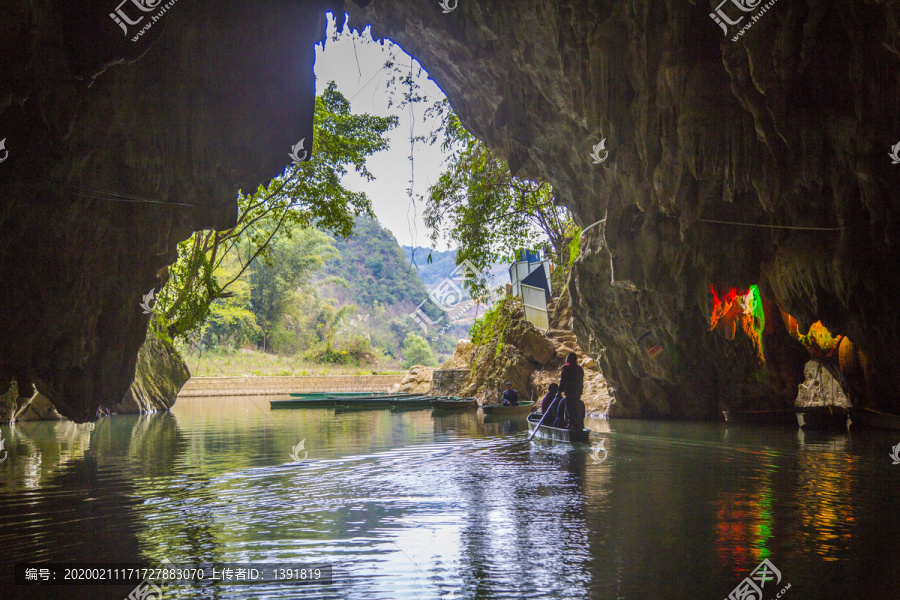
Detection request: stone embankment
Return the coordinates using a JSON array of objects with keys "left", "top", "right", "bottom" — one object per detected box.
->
[{"left": 179, "top": 374, "right": 402, "bottom": 397}]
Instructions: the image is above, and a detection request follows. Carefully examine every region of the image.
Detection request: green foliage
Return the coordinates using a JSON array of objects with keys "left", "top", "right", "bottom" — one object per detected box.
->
[
  {"left": 469, "top": 296, "right": 517, "bottom": 350},
  {"left": 324, "top": 217, "right": 435, "bottom": 310},
  {"left": 423, "top": 100, "right": 574, "bottom": 298},
  {"left": 157, "top": 82, "right": 397, "bottom": 343},
  {"left": 568, "top": 227, "right": 581, "bottom": 267},
  {"left": 248, "top": 228, "right": 338, "bottom": 348},
  {"left": 401, "top": 333, "right": 437, "bottom": 368}
]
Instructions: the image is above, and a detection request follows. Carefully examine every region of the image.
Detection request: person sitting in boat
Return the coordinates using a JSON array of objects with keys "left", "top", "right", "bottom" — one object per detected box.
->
[
  {"left": 558, "top": 352, "right": 585, "bottom": 430},
  {"left": 502, "top": 382, "right": 519, "bottom": 406},
  {"left": 541, "top": 383, "right": 559, "bottom": 414}
]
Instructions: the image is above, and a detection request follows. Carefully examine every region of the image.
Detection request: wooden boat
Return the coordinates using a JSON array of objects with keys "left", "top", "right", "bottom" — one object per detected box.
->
[
  {"left": 271, "top": 393, "right": 426, "bottom": 409},
  {"left": 848, "top": 406, "right": 900, "bottom": 431},
  {"left": 527, "top": 413, "right": 591, "bottom": 443},
  {"left": 722, "top": 409, "right": 797, "bottom": 426},
  {"left": 341, "top": 394, "right": 433, "bottom": 407},
  {"left": 429, "top": 397, "right": 477, "bottom": 409},
  {"left": 796, "top": 405, "right": 849, "bottom": 430},
  {"left": 481, "top": 401, "right": 536, "bottom": 415},
  {"left": 289, "top": 391, "right": 391, "bottom": 398}
]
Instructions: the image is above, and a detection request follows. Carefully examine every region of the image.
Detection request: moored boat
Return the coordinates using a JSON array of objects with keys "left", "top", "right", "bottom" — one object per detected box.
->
[
  {"left": 848, "top": 406, "right": 900, "bottom": 431},
  {"left": 271, "top": 392, "right": 427, "bottom": 409},
  {"left": 289, "top": 391, "right": 392, "bottom": 398},
  {"left": 429, "top": 397, "right": 477, "bottom": 409},
  {"left": 722, "top": 409, "right": 797, "bottom": 426},
  {"left": 526, "top": 413, "right": 591, "bottom": 443},
  {"left": 796, "top": 405, "right": 849, "bottom": 430},
  {"left": 481, "top": 401, "right": 536, "bottom": 415}
]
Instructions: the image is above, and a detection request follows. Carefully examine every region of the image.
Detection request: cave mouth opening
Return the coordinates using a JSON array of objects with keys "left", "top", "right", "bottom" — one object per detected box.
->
[{"left": 710, "top": 285, "right": 865, "bottom": 406}]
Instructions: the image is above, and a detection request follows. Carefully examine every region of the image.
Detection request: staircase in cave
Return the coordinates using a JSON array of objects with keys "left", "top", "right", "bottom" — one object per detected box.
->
[{"left": 545, "top": 296, "right": 583, "bottom": 360}]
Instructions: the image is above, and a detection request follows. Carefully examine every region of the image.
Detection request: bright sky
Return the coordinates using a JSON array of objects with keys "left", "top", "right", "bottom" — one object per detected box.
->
[{"left": 314, "top": 13, "right": 452, "bottom": 249}]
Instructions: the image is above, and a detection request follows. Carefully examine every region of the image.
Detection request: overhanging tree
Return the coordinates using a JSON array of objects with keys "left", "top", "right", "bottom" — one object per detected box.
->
[
  {"left": 155, "top": 82, "right": 398, "bottom": 342},
  {"left": 423, "top": 101, "right": 576, "bottom": 297}
]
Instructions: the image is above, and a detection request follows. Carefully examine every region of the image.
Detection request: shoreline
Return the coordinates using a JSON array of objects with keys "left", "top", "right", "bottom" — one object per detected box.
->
[{"left": 178, "top": 374, "right": 404, "bottom": 398}]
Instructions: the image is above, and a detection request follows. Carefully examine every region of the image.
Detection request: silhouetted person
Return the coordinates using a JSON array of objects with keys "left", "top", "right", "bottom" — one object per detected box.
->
[
  {"left": 558, "top": 352, "right": 585, "bottom": 430},
  {"left": 541, "top": 383, "right": 559, "bottom": 414},
  {"left": 502, "top": 382, "right": 519, "bottom": 406}
]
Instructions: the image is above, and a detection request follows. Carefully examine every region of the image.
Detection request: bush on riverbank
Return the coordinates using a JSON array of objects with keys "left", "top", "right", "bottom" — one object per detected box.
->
[{"left": 184, "top": 347, "right": 403, "bottom": 377}]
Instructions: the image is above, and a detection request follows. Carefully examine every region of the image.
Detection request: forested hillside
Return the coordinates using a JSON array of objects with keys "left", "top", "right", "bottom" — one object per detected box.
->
[{"left": 315, "top": 217, "right": 474, "bottom": 362}]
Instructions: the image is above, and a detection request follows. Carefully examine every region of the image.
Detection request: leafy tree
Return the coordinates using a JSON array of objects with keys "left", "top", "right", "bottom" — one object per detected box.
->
[
  {"left": 248, "top": 228, "right": 338, "bottom": 351},
  {"left": 422, "top": 101, "right": 576, "bottom": 297},
  {"left": 155, "top": 82, "right": 398, "bottom": 342},
  {"left": 401, "top": 333, "right": 437, "bottom": 368}
]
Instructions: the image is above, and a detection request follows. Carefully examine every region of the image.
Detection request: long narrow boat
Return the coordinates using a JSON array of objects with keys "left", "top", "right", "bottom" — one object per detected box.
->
[
  {"left": 796, "top": 405, "right": 849, "bottom": 430},
  {"left": 430, "top": 397, "right": 477, "bottom": 409},
  {"left": 722, "top": 409, "right": 797, "bottom": 426},
  {"left": 482, "top": 401, "right": 536, "bottom": 415},
  {"left": 848, "top": 406, "right": 900, "bottom": 431},
  {"left": 341, "top": 394, "right": 434, "bottom": 408},
  {"left": 289, "top": 391, "right": 392, "bottom": 398},
  {"left": 527, "top": 413, "right": 591, "bottom": 443},
  {"left": 270, "top": 393, "right": 425, "bottom": 409}
]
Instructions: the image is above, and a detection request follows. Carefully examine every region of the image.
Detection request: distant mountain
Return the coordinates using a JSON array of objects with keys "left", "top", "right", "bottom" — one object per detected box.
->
[
  {"left": 316, "top": 218, "right": 472, "bottom": 361},
  {"left": 401, "top": 246, "right": 511, "bottom": 291}
]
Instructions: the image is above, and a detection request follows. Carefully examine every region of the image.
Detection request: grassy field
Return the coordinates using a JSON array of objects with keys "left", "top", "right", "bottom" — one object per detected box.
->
[{"left": 185, "top": 349, "right": 405, "bottom": 377}]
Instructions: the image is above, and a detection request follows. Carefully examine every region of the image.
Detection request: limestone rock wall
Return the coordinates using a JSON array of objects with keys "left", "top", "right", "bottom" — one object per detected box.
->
[
  {"left": 347, "top": 0, "right": 900, "bottom": 418},
  {"left": 106, "top": 332, "right": 190, "bottom": 415},
  {"left": 4, "top": 0, "right": 900, "bottom": 421},
  {"left": 0, "top": 0, "right": 337, "bottom": 421}
]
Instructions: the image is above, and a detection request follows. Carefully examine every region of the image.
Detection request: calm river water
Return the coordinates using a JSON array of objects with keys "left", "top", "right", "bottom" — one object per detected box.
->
[{"left": 1, "top": 396, "right": 899, "bottom": 599}]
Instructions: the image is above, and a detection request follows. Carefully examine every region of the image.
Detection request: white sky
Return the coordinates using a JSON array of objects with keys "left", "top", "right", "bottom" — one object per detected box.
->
[{"left": 314, "top": 14, "right": 452, "bottom": 249}]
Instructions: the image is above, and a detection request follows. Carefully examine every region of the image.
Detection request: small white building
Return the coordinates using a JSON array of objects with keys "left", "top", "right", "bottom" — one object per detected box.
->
[{"left": 509, "top": 250, "right": 552, "bottom": 330}]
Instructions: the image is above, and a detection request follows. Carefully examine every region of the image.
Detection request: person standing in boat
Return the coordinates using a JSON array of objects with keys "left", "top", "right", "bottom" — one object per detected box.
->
[
  {"left": 502, "top": 382, "right": 519, "bottom": 406},
  {"left": 558, "top": 352, "right": 585, "bottom": 430},
  {"left": 540, "top": 383, "right": 559, "bottom": 414}
]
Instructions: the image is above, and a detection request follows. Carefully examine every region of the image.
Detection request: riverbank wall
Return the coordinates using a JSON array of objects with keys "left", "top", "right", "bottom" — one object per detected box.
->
[{"left": 178, "top": 375, "right": 403, "bottom": 397}]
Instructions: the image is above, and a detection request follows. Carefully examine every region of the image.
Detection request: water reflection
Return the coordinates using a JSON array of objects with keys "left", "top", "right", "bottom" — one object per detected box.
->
[{"left": 0, "top": 402, "right": 898, "bottom": 599}]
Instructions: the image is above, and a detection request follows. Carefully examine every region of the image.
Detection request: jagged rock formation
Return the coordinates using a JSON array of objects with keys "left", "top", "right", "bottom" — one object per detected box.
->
[
  {"left": 447, "top": 297, "right": 612, "bottom": 414},
  {"left": 346, "top": 0, "right": 900, "bottom": 418},
  {"left": 105, "top": 332, "right": 190, "bottom": 415},
  {"left": 391, "top": 365, "right": 435, "bottom": 394},
  {"left": 795, "top": 359, "right": 849, "bottom": 409},
  {"left": 0, "top": 382, "right": 63, "bottom": 422},
  {"left": 0, "top": 0, "right": 336, "bottom": 421},
  {"left": 0, "top": 332, "right": 189, "bottom": 421},
  {"left": 4, "top": 0, "right": 899, "bottom": 421}
]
